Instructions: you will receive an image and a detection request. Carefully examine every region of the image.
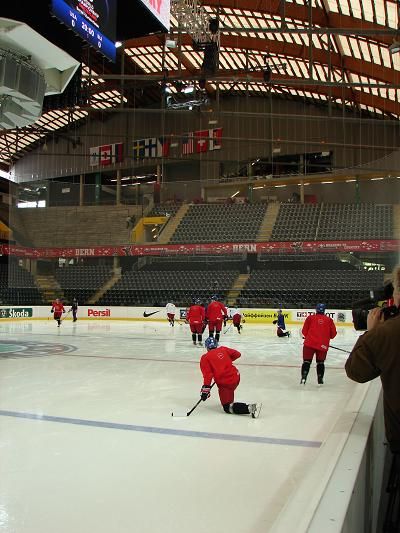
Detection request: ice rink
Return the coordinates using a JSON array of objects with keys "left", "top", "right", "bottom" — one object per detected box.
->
[{"left": 0, "top": 318, "right": 369, "bottom": 533}]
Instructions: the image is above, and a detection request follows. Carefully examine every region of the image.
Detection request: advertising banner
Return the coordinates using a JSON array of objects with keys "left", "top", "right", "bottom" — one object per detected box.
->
[
  {"left": 0, "top": 306, "right": 352, "bottom": 325},
  {"left": 0, "top": 240, "right": 398, "bottom": 259}
]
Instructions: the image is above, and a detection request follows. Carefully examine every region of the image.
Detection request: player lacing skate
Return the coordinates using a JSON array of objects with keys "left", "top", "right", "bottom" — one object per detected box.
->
[{"left": 199, "top": 337, "right": 262, "bottom": 417}]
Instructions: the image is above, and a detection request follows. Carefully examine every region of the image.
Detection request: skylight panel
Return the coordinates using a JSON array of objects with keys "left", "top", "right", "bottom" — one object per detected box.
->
[
  {"left": 373, "top": 0, "right": 386, "bottom": 25},
  {"left": 362, "top": 0, "right": 374, "bottom": 22},
  {"left": 386, "top": 1, "right": 398, "bottom": 28},
  {"left": 338, "top": 0, "right": 351, "bottom": 16},
  {"left": 358, "top": 40, "right": 371, "bottom": 62},
  {"left": 325, "top": 0, "right": 340, "bottom": 12}
]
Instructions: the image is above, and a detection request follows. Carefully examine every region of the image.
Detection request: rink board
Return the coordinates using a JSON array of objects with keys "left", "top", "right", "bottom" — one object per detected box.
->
[{"left": 0, "top": 305, "right": 354, "bottom": 325}]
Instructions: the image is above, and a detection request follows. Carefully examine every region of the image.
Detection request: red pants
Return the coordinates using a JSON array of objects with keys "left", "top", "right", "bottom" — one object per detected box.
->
[
  {"left": 208, "top": 319, "right": 223, "bottom": 333},
  {"left": 233, "top": 315, "right": 241, "bottom": 326},
  {"left": 189, "top": 321, "right": 203, "bottom": 334},
  {"left": 217, "top": 374, "right": 240, "bottom": 405},
  {"left": 303, "top": 345, "right": 327, "bottom": 363}
]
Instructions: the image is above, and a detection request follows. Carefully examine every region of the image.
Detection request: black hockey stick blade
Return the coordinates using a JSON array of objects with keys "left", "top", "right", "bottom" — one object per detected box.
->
[{"left": 171, "top": 383, "right": 215, "bottom": 417}]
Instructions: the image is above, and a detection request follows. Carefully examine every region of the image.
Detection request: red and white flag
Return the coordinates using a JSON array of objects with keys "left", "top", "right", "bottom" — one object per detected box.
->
[
  {"left": 90, "top": 143, "right": 123, "bottom": 166},
  {"left": 195, "top": 130, "right": 208, "bottom": 153}
]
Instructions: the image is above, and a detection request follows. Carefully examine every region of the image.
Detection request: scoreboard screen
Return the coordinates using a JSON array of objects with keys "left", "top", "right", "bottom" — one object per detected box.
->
[
  {"left": 51, "top": 0, "right": 117, "bottom": 62},
  {"left": 138, "top": 0, "right": 170, "bottom": 32}
]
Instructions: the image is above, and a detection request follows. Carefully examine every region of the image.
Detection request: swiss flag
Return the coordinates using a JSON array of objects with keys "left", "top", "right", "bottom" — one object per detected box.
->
[{"left": 195, "top": 130, "right": 208, "bottom": 153}]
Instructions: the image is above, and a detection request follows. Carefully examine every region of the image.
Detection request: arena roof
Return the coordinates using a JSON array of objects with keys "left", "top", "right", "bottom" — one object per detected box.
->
[{"left": 0, "top": 0, "right": 399, "bottom": 170}]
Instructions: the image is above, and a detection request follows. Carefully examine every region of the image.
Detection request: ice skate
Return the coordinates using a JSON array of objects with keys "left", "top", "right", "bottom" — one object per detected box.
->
[
  {"left": 193, "top": 341, "right": 197, "bottom": 346},
  {"left": 286, "top": 331, "right": 291, "bottom": 338},
  {"left": 317, "top": 376, "right": 324, "bottom": 386},
  {"left": 248, "top": 403, "right": 262, "bottom": 419},
  {"left": 300, "top": 377, "right": 307, "bottom": 385}
]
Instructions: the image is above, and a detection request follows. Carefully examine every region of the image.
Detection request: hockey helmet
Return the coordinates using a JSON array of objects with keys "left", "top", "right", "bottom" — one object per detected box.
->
[
  {"left": 205, "top": 337, "right": 218, "bottom": 350},
  {"left": 211, "top": 294, "right": 219, "bottom": 301},
  {"left": 316, "top": 303, "right": 326, "bottom": 314}
]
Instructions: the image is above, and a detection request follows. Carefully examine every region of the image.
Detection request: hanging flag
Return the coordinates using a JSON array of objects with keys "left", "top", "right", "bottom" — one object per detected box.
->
[
  {"left": 89, "top": 147, "right": 99, "bottom": 166},
  {"left": 195, "top": 130, "right": 208, "bottom": 153},
  {"left": 89, "top": 143, "right": 124, "bottom": 166},
  {"left": 133, "top": 139, "right": 146, "bottom": 160},
  {"left": 110, "top": 142, "right": 124, "bottom": 163},
  {"left": 157, "top": 137, "right": 170, "bottom": 157},
  {"left": 144, "top": 137, "right": 158, "bottom": 158},
  {"left": 182, "top": 132, "right": 194, "bottom": 155},
  {"left": 209, "top": 128, "right": 223, "bottom": 151}
]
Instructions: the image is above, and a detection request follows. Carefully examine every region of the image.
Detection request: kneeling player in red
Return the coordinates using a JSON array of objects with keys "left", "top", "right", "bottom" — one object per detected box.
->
[{"left": 199, "top": 337, "right": 261, "bottom": 417}]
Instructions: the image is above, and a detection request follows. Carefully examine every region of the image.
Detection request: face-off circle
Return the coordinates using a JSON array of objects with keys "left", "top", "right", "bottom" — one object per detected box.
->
[{"left": 0, "top": 340, "right": 77, "bottom": 358}]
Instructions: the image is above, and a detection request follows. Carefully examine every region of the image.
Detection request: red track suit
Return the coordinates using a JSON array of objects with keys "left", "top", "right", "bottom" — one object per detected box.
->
[
  {"left": 51, "top": 301, "right": 65, "bottom": 325},
  {"left": 206, "top": 300, "right": 227, "bottom": 334},
  {"left": 200, "top": 345, "right": 241, "bottom": 405},
  {"left": 187, "top": 304, "right": 205, "bottom": 334},
  {"left": 302, "top": 313, "right": 337, "bottom": 362}
]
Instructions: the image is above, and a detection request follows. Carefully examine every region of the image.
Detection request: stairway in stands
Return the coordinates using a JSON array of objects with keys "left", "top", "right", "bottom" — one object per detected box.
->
[
  {"left": 256, "top": 202, "right": 280, "bottom": 241},
  {"left": 226, "top": 274, "right": 249, "bottom": 306},
  {"left": 35, "top": 274, "right": 63, "bottom": 304},
  {"left": 87, "top": 270, "right": 121, "bottom": 304},
  {"left": 158, "top": 204, "right": 190, "bottom": 244}
]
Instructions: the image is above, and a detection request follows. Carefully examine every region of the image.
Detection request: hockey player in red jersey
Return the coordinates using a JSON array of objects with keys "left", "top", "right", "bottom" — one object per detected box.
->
[
  {"left": 206, "top": 295, "right": 228, "bottom": 343},
  {"left": 187, "top": 298, "right": 206, "bottom": 346},
  {"left": 229, "top": 305, "right": 244, "bottom": 334},
  {"left": 51, "top": 298, "right": 65, "bottom": 327},
  {"left": 199, "top": 337, "right": 261, "bottom": 417},
  {"left": 300, "top": 303, "right": 337, "bottom": 385}
]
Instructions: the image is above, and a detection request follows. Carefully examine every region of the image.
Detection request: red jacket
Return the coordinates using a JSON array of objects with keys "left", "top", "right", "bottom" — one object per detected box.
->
[
  {"left": 206, "top": 301, "right": 227, "bottom": 322},
  {"left": 302, "top": 313, "right": 337, "bottom": 352},
  {"left": 187, "top": 304, "right": 205, "bottom": 324},
  {"left": 200, "top": 346, "right": 241, "bottom": 386},
  {"left": 51, "top": 302, "right": 65, "bottom": 315}
]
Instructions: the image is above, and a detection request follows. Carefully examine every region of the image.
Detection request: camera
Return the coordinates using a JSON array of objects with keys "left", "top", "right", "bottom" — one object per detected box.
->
[{"left": 352, "top": 281, "right": 399, "bottom": 330}]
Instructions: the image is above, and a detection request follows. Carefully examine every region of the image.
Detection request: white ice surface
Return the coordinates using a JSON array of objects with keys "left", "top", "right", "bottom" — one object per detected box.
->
[{"left": 0, "top": 320, "right": 366, "bottom": 533}]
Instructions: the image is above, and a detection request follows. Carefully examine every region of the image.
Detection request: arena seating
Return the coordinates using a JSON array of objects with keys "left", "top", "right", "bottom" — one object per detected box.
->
[
  {"left": 317, "top": 203, "right": 393, "bottom": 240},
  {"left": 270, "top": 203, "right": 393, "bottom": 241},
  {"left": 270, "top": 204, "right": 321, "bottom": 241},
  {"left": 55, "top": 265, "right": 112, "bottom": 304},
  {"left": 148, "top": 204, "right": 181, "bottom": 217},
  {"left": 170, "top": 203, "right": 267, "bottom": 243},
  {"left": 0, "top": 264, "right": 44, "bottom": 305},
  {"left": 98, "top": 269, "right": 240, "bottom": 306},
  {"left": 240, "top": 268, "right": 384, "bottom": 308}
]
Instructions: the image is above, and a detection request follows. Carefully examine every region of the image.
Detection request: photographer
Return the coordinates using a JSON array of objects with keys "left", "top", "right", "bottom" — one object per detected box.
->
[{"left": 345, "top": 265, "right": 400, "bottom": 454}]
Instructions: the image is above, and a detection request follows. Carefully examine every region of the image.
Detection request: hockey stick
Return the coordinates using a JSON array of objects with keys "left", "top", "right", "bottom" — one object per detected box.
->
[
  {"left": 330, "top": 345, "right": 351, "bottom": 354},
  {"left": 60, "top": 309, "right": 72, "bottom": 322},
  {"left": 223, "top": 323, "right": 232, "bottom": 334},
  {"left": 171, "top": 383, "right": 215, "bottom": 418}
]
